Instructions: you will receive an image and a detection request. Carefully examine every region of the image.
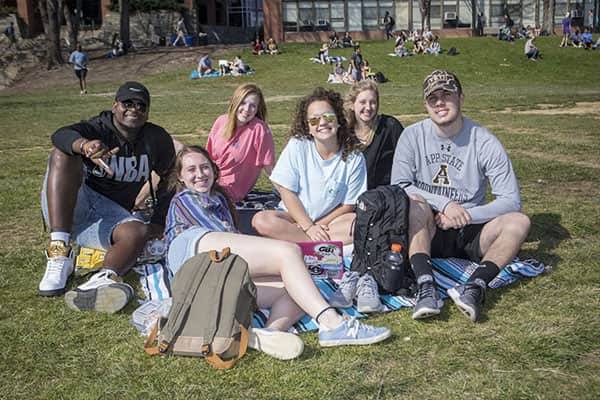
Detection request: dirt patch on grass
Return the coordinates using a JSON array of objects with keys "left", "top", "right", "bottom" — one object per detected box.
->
[
  {"left": 496, "top": 102, "right": 600, "bottom": 116},
  {"left": 512, "top": 149, "right": 599, "bottom": 170},
  {"left": 3, "top": 45, "right": 246, "bottom": 93}
]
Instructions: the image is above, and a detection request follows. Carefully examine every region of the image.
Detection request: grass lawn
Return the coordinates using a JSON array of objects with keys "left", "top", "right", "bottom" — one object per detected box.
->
[{"left": 0, "top": 36, "right": 599, "bottom": 399}]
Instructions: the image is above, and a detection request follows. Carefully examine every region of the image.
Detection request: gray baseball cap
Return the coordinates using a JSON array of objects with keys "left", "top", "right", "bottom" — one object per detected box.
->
[{"left": 423, "top": 70, "right": 462, "bottom": 99}]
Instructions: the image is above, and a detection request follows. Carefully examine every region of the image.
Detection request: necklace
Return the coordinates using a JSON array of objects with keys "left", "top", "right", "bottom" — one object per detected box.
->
[{"left": 356, "top": 115, "right": 379, "bottom": 148}]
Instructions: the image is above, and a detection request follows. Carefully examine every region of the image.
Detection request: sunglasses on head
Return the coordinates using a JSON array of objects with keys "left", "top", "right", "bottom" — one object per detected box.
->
[
  {"left": 121, "top": 100, "right": 148, "bottom": 112},
  {"left": 307, "top": 112, "right": 337, "bottom": 126}
]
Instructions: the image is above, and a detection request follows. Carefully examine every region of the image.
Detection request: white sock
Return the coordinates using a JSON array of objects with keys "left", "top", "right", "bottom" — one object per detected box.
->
[{"left": 50, "top": 232, "right": 70, "bottom": 244}]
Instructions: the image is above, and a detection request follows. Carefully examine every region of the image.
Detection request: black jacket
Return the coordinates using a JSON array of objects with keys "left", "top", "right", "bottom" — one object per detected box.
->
[{"left": 362, "top": 114, "right": 403, "bottom": 190}]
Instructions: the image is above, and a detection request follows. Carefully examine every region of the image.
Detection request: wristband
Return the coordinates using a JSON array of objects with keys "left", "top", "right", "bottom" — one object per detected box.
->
[{"left": 79, "top": 139, "right": 88, "bottom": 155}]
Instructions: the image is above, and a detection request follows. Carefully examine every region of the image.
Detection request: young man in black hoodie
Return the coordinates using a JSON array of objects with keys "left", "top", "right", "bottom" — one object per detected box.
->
[{"left": 39, "top": 81, "right": 175, "bottom": 313}]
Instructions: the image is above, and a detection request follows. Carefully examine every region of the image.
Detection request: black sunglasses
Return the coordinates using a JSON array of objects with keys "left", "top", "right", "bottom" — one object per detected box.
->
[{"left": 121, "top": 100, "right": 148, "bottom": 112}]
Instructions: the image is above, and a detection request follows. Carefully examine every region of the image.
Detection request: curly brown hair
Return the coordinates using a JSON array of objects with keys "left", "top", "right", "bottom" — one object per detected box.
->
[{"left": 289, "top": 87, "right": 360, "bottom": 160}]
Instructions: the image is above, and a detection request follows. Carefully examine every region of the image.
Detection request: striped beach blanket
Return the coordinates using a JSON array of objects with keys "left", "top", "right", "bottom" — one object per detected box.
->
[{"left": 252, "top": 257, "right": 550, "bottom": 333}]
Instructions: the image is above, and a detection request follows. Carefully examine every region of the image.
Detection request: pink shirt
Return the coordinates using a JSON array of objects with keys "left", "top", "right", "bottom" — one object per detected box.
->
[{"left": 207, "top": 114, "right": 275, "bottom": 202}]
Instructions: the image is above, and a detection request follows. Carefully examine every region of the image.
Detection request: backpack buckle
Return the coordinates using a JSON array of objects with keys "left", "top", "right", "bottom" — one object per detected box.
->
[{"left": 200, "top": 344, "right": 211, "bottom": 356}]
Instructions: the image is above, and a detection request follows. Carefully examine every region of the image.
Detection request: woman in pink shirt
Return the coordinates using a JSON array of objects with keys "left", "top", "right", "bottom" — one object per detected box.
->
[{"left": 206, "top": 83, "right": 275, "bottom": 202}]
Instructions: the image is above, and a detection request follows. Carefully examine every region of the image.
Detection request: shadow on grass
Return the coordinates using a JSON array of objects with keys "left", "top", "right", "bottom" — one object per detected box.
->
[{"left": 521, "top": 212, "right": 570, "bottom": 266}]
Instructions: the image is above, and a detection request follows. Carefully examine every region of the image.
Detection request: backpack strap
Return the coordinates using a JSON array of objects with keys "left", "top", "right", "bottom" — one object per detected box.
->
[
  {"left": 204, "top": 324, "right": 249, "bottom": 369},
  {"left": 143, "top": 319, "right": 162, "bottom": 356}
]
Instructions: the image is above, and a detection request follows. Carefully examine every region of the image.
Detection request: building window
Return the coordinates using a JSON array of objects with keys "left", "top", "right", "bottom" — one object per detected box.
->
[{"left": 282, "top": 0, "right": 393, "bottom": 32}]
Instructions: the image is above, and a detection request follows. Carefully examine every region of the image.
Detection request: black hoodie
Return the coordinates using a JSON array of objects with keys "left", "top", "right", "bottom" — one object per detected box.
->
[{"left": 51, "top": 110, "right": 175, "bottom": 225}]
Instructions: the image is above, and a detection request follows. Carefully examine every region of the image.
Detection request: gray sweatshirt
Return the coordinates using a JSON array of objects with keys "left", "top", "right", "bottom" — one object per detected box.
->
[{"left": 391, "top": 117, "right": 521, "bottom": 224}]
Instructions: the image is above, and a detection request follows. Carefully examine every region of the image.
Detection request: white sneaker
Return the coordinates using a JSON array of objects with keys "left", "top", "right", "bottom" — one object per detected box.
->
[
  {"left": 39, "top": 240, "right": 74, "bottom": 297},
  {"left": 65, "top": 269, "right": 133, "bottom": 313},
  {"left": 248, "top": 327, "right": 304, "bottom": 360}
]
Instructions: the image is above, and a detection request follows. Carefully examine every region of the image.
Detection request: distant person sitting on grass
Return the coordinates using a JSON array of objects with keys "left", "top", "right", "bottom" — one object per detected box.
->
[
  {"left": 69, "top": 43, "right": 89, "bottom": 95},
  {"left": 317, "top": 42, "right": 329, "bottom": 63},
  {"left": 232, "top": 55, "right": 247, "bottom": 76},
  {"left": 197, "top": 53, "right": 213, "bottom": 76},
  {"left": 252, "top": 38, "right": 265, "bottom": 55},
  {"left": 38, "top": 81, "right": 176, "bottom": 315},
  {"left": 328, "top": 31, "right": 340, "bottom": 48},
  {"left": 581, "top": 28, "right": 593, "bottom": 49},
  {"left": 342, "top": 32, "right": 353, "bottom": 48},
  {"left": 524, "top": 36, "right": 541, "bottom": 60},
  {"left": 266, "top": 38, "right": 280, "bottom": 54},
  {"left": 391, "top": 70, "right": 530, "bottom": 322},
  {"left": 164, "top": 145, "right": 391, "bottom": 357}
]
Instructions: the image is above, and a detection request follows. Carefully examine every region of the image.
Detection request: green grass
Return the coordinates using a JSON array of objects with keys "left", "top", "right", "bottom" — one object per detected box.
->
[{"left": 1, "top": 36, "right": 600, "bottom": 399}]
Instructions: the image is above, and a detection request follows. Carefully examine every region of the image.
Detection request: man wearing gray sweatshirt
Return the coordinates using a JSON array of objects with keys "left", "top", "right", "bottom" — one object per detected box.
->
[{"left": 391, "top": 70, "right": 530, "bottom": 322}]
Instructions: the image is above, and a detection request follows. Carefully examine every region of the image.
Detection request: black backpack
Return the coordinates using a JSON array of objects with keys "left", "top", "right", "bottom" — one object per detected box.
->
[
  {"left": 374, "top": 71, "right": 388, "bottom": 83},
  {"left": 447, "top": 47, "right": 458, "bottom": 56},
  {"left": 350, "top": 185, "right": 415, "bottom": 295}
]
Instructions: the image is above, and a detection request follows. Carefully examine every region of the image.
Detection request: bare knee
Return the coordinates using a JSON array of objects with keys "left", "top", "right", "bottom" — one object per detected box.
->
[
  {"left": 409, "top": 196, "right": 434, "bottom": 227},
  {"left": 252, "top": 210, "right": 276, "bottom": 236},
  {"left": 504, "top": 212, "right": 531, "bottom": 237},
  {"left": 112, "top": 221, "right": 149, "bottom": 247},
  {"left": 49, "top": 147, "right": 81, "bottom": 170}
]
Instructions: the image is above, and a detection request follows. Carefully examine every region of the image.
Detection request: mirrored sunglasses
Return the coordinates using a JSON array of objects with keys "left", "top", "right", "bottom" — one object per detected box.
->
[
  {"left": 121, "top": 100, "right": 148, "bottom": 112},
  {"left": 307, "top": 112, "right": 337, "bottom": 126}
]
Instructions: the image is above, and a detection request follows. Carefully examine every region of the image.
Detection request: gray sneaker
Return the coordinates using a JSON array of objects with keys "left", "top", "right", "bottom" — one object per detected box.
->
[
  {"left": 329, "top": 271, "right": 360, "bottom": 308},
  {"left": 356, "top": 274, "right": 383, "bottom": 313},
  {"left": 448, "top": 278, "right": 486, "bottom": 322},
  {"left": 65, "top": 269, "right": 133, "bottom": 313},
  {"left": 412, "top": 274, "right": 443, "bottom": 320}
]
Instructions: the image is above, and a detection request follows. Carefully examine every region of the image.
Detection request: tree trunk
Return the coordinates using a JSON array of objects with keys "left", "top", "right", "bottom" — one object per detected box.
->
[
  {"left": 542, "top": 0, "right": 555, "bottom": 34},
  {"left": 119, "top": 0, "right": 130, "bottom": 55},
  {"left": 62, "top": 0, "right": 79, "bottom": 52},
  {"left": 46, "top": 0, "right": 64, "bottom": 67},
  {"left": 418, "top": 0, "right": 431, "bottom": 31},
  {"left": 38, "top": 0, "right": 49, "bottom": 35}
]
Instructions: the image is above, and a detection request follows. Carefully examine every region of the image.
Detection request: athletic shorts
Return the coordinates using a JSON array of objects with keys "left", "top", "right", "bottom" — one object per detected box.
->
[
  {"left": 75, "top": 69, "right": 87, "bottom": 79},
  {"left": 166, "top": 226, "right": 212, "bottom": 276},
  {"left": 41, "top": 162, "right": 143, "bottom": 250},
  {"left": 430, "top": 223, "right": 485, "bottom": 262}
]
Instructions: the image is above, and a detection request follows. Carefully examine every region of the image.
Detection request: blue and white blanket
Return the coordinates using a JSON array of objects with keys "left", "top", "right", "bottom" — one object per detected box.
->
[
  {"left": 252, "top": 257, "right": 550, "bottom": 333},
  {"left": 189, "top": 69, "right": 255, "bottom": 79},
  {"left": 310, "top": 56, "right": 347, "bottom": 64}
]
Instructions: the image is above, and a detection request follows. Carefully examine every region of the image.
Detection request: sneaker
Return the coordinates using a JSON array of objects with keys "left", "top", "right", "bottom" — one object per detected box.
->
[
  {"left": 448, "top": 279, "right": 486, "bottom": 322},
  {"left": 412, "top": 274, "right": 443, "bottom": 320},
  {"left": 247, "top": 327, "right": 304, "bottom": 360},
  {"left": 356, "top": 274, "right": 383, "bottom": 313},
  {"left": 329, "top": 271, "right": 360, "bottom": 308},
  {"left": 65, "top": 269, "right": 133, "bottom": 313},
  {"left": 39, "top": 240, "right": 74, "bottom": 297},
  {"left": 318, "top": 316, "right": 391, "bottom": 347}
]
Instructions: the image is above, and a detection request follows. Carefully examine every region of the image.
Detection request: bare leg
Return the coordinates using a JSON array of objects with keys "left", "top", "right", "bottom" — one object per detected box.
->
[
  {"left": 478, "top": 212, "right": 530, "bottom": 269},
  {"left": 196, "top": 232, "right": 343, "bottom": 330},
  {"left": 255, "top": 282, "right": 304, "bottom": 331},
  {"left": 252, "top": 210, "right": 311, "bottom": 242},
  {"left": 323, "top": 213, "right": 355, "bottom": 244},
  {"left": 407, "top": 195, "right": 436, "bottom": 257},
  {"left": 105, "top": 221, "right": 150, "bottom": 275},
  {"left": 47, "top": 148, "right": 83, "bottom": 232}
]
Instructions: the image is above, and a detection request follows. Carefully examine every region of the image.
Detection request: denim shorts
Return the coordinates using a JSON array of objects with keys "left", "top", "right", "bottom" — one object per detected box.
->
[
  {"left": 167, "top": 226, "right": 211, "bottom": 276},
  {"left": 41, "top": 167, "right": 143, "bottom": 250}
]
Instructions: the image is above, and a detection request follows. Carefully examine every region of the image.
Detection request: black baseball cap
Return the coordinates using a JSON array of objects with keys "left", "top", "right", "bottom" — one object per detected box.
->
[{"left": 115, "top": 81, "right": 150, "bottom": 106}]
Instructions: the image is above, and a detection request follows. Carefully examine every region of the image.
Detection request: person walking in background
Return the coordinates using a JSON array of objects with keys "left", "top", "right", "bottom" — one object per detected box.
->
[
  {"left": 5, "top": 21, "right": 17, "bottom": 49},
  {"left": 69, "top": 43, "right": 89, "bottom": 95},
  {"left": 586, "top": 10, "right": 594, "bottom": 31},
  {"left": 560, "top": 12, "right": 572, "bottom": 47},
  {"left": 172, "top": 16, "right": 189, "bottom": 47},
  {"left": 383, "top": 11, "right": 395, "bottom": 40}
]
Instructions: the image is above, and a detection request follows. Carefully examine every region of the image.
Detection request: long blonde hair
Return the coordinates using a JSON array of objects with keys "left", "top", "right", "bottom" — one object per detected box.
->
[
  {"left": 221, "top": 83, "right": 267, "bottom": 140},
  {"left": 344, "top": 80, "right": 380, "bottom": 130}
]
